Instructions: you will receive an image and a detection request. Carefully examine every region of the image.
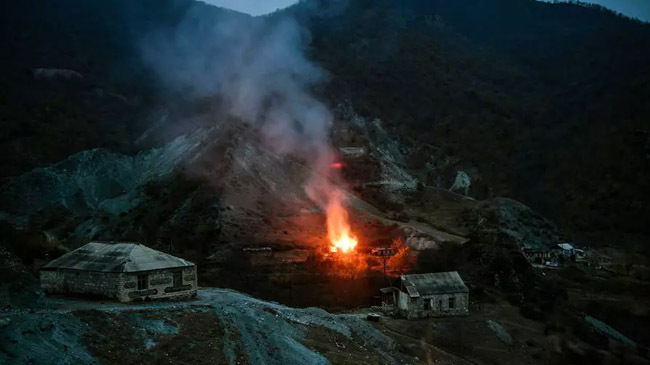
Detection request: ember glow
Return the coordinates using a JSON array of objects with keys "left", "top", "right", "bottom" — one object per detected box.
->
[
  {"left": 326, "top": 190, "right": 358, "bottom": 253},
  {"left": 330, "top": 162, "right": 343, "bottom": 169}
]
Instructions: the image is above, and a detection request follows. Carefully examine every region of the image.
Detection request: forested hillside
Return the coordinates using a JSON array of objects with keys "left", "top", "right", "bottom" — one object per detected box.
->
[{"left": 297, "top": 0, "right": 650, "bottom": 248}]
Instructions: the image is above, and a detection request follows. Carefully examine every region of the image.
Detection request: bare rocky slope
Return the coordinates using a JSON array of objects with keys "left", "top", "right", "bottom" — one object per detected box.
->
[
  {"left": 0, "top": 288, "right": 402, "bottom": 365},
  {"left": 0, "top": 102, "right": 560, "bottom": 261}
]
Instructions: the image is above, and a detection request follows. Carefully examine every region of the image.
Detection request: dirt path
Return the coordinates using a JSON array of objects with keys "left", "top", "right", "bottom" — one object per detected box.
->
[{"left": 345, "top": 191, "right": 469, "bottom": 245}]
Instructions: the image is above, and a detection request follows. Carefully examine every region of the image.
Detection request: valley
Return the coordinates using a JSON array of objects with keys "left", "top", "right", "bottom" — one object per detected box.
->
[{"left": 1, "top": 0, "right": 649, "bottom": 364}]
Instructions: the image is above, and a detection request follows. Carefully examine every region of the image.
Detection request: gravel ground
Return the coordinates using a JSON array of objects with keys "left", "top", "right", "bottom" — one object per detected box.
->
[{"left": 0, "top": 288, "right": 402, "bottom": 365}]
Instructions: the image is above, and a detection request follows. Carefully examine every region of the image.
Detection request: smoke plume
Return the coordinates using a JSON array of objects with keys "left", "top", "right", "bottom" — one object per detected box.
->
[{"left": 141, "top": 5, "right": 341, "bottom": 212}]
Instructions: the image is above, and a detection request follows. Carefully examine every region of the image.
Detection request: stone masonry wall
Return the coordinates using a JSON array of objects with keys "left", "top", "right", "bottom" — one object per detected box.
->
[
  {"left": 41, "top": 266, "right": 198, "bottom": 302},
  {"left": 117, "top": 266, "right": 197, "bottom": 302},
  {"left": 40, "top": 269, "right": 122, "bottom": 300},
  {"left": 423, "top": 292, "right": 469, "bottom": 317},
  {"left": 398, "top": 291, "right": 469, "bottom": 319}
]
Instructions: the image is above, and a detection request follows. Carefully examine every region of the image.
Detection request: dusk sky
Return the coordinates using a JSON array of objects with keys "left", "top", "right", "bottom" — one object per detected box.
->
[
  {"left": 202, "top": 0, "right": 298, "bottom": 16},
  {"left": 543, "top": 0, "right": 650, "bottom": 22},
  {"left": 204, "top": 0, "right": 650, "bottom": 21}
]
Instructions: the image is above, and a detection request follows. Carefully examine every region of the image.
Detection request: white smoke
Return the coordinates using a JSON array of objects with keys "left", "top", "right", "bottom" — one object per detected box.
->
[
  {"left": 141, "top": 5, "right": 339, "bottom": 205},
  {"left": 143, "top": 8, "right": 331, "bottom": 152}
]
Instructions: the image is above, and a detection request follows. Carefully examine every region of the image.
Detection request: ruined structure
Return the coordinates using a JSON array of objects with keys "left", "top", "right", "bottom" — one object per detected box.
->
[
  {"left": 33, "top": 68, "right": 83, "bottom": 80},
  {"left": 40, "top": 242, "right": 197, "bottom": 302},
  {"left": 522, "top": 247, "right": 552, "bottom": 263},
  {"left": 393, "top": 271, "right": 469, "bottom": 319}
]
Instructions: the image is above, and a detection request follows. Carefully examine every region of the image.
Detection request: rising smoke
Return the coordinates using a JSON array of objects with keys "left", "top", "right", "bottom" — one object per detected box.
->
[{"left": 141, "top": 4, "right": 342, "bottom": 210}]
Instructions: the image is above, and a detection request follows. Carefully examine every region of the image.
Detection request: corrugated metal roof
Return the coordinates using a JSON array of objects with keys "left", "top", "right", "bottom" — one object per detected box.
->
[
  {"left": 401, "top": 271, "right": 468, "bottom": 295},
  {"left": 405, "top": 285, "right": 420, "bottom": 298},
  {"left": 42, "top": 242, "right": 194, "bottom": 273}
]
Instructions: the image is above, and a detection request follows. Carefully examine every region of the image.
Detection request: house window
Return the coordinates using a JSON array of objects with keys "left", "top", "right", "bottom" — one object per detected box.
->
[
  {"left": 448, "top": 297, "right": 455, "bottom": 309},
  {"left": 424, "top": 299, "right": 431, "bottom": 310},
  {"left": 137, "top": 274, "right": 148, "bottom": 290},
  {"left": 173, "top": 270, "right": 182, "bottom": 287}
]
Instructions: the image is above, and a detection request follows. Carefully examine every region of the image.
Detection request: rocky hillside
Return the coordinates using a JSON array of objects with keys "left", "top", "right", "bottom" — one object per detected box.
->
[
  {"left": 2, "top": 0, "right": 649, "bottom": 251},
  {"left": 1, "top": 2, "right": 650, "bottom": 363},
  {"left": 0, "top": 0, "right": 233, "bottom": 178},
  {"left": 1, "top": 0, "right": 648, "bottom": 304},
  {"left": 0, "top": 288, "right": 403, "bottom": 365}
]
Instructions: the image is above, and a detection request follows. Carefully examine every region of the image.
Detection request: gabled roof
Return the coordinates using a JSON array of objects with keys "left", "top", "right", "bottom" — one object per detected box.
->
[
  {"left": 400, "top": 271, "right": 468, "bottom": 296},
  {"left": 405, "top": 285, "right": 421, "bottom": 298},
  {"left": 42, "top": 242, "right": 194, "bottom": 273}
]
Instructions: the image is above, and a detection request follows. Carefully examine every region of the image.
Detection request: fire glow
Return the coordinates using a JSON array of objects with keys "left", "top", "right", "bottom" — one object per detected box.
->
[{"left": 326, "top": 190, "right": 358, "bottom": 253}]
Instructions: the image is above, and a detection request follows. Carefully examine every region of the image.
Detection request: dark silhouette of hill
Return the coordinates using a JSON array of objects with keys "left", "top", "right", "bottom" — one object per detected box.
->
[{"left": 0, "top": 0, "right": 223, "bottom": 178}]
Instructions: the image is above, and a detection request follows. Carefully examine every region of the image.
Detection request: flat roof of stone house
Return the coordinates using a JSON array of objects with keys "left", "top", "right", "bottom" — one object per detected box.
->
[
  {"left": 41, "top": 242, "right": 195, "bottom": 273},
  {"left": 400, "top": 271, "right": 469, "bottom": 298}
]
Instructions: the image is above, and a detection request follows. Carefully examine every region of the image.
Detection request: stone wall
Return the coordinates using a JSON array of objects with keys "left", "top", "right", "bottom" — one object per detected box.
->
[
  {"left": 117, "top": 266, "right": 197, "bottom": 302},
  {"left": 398, "top": 291, "right": 469, "bottom": 319},
  {"left": 423, "top": 292, "right": 469, "bottom": 317},
  {"left": 41, "top": 266, "right": 198, "bottom": 302},
  {"left": 40, "top": 269, "right": 122, "bottom": 300},
  {"left": 397, "top": 291, "right": 409, "bottom": 311}
]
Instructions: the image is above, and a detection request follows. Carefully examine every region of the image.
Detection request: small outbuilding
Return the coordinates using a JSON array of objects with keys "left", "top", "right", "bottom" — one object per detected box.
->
[
  {"left": 553, "top": 242, "right": 576, "bottom": 257},
  {"left": 395, "top": 271, "right": 469, "bottom": 319},
  {"left": 40, "top": 242, "right": 197, "bottom": 302}
]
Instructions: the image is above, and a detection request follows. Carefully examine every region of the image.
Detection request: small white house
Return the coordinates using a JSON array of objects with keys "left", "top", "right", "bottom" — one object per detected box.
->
[{"left": 394, "top": 271, "right": 469, "bottom": 319}]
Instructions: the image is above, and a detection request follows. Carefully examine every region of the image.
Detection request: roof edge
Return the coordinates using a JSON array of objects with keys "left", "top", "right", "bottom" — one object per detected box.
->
[{"left": 40, "top": 263, "right": 196, "bottom": 274}]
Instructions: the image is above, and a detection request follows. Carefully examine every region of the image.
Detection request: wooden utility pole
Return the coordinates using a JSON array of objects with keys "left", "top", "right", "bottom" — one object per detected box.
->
[{"left": 372, "top": 247, "right": 397, "bottom": 287}]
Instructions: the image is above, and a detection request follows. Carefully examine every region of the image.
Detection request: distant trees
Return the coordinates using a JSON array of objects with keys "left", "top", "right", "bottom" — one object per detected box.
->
[{"left": 310, "top": 0, "right": 650, "bottom": 247}]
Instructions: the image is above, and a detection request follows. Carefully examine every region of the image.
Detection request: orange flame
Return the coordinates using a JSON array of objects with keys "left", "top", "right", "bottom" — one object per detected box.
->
[{"left": 326, "top": 190, "right": 358, "bottom": 253}]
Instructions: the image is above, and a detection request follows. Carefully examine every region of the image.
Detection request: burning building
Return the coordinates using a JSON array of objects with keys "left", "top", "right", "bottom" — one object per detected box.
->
[
  {"left": 40, "top": 242, "right": 197, "bottom": 302},
  {"left": 390, "top": 271, "right": 469, "bottom": 319}
]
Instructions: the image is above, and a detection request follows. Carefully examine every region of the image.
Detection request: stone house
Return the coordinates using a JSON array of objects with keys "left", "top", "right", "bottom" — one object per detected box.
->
[
  {"left": 394, "top": 271, "right": 469, "bottom": 319},
  {"left": 40, "top": 242, "right": 197, "bottom": 302},
  {"left": 551, "top": 242, "right": 587, "bottom": 263},
  {"left": 553, "top": 242, "right": 576, "bottom": 257}
]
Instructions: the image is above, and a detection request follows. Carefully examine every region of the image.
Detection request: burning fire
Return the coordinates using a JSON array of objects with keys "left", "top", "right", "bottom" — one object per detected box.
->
[{"left": 326, "top": 190, "right": 358, "bottom": 253}]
